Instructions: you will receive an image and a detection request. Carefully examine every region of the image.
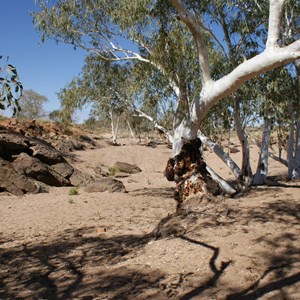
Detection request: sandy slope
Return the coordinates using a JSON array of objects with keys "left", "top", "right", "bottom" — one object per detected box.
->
[{"left": 0, "top": 137, "right": 299, "bottom": 299}]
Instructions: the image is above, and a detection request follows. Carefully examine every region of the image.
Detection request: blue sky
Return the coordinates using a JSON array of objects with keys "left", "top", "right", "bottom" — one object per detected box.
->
[{"left": 0, "top": 0, "right": 89, "bottom": 122}]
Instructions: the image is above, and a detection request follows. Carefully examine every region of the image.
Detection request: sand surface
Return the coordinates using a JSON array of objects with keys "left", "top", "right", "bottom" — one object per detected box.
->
[{"left": 0, "top": 136, "right": 299, "bottom": 299}]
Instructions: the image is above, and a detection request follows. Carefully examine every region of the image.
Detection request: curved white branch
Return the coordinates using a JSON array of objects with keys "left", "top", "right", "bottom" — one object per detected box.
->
[
  {"left": 206, "top": 165, "right": 237, "bottom": 196},
  {"left": 133, "top": 108, "right": 174, "bottom": 144},
  {"left": 169, "top": 0, "right": 211, "bottom": 83},
  {"left": 198, "top": 133, "right": 243, "bottom": 181},
  {"left": 198, "top": 42, "right": 300, "bottom": 122}
]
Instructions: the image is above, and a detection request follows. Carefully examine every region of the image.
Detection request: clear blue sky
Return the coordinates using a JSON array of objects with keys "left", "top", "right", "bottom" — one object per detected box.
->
[{"left": 0, "top": 0, "right": 89, "bottom": 122}]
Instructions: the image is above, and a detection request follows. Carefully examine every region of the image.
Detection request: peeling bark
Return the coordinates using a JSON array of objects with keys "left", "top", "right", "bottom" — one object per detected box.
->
[{"left": 164, "top": 138, "right": 234, "bottom": 210}]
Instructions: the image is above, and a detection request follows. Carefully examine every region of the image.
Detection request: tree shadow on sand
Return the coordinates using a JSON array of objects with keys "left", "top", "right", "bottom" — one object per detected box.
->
[
  {"left": 131, "top": 187, "right": 175, "bottom": 198},
  {"left": 1, "top": 186, "right": 300, "bottom": 299},
  {"left": 178, "top": 236, "right": 231, "bottom": 300},
  {"left": 226, "top": 194, "right": 300, "bottom": 299},
  {"left": 153, "top": 190, "right": 300, "bottom": 299},
  {"left": 226, "top": 231, "right": 300, "bottom": 299},
  {"left": 0, "top": 228, "right": 164, "bottom": 299}
]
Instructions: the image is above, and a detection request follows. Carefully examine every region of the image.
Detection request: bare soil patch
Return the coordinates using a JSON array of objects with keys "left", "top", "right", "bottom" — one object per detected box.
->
[{"left": 1, "top": 136, "right": 299, "bottom": 299}]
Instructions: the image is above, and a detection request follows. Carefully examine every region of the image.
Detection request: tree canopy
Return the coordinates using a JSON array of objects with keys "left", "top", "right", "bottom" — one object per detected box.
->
[
  {"left": 32, "top": 0, "right": 300, "bottom": 126},
  {"left": 32, "top": 0, "right": 300, "bottom": 192}
]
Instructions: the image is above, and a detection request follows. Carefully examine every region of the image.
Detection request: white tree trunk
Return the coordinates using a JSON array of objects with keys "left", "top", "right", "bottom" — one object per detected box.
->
[
  {"left": 234, "top": 98, "right": 253, "bottom": 187},
  {"left": 110, "top": 111, "right": 120, "bottom": 144},
  {"left": 198, "top": 133, "right": 243, "bottom": 182},
  {"left": 173, "top": 120, "right": 198, "bottom": 156},
  {"left": 287, "top": 105, "right": 296, "bottom": 179},
  {"left": 295, "top": 121, "right": 300, "bottom": 179},
  {"left": 126, "top": 119, "right": 135, "bottom": 138},
  {"left": 253, "top": 117, "right": 272, "bottom": 185},
  {"left": 293, "top": 60, "right": 300, "bottom": 179},
  {"left": 288, "top": 119, "right": 300, "bottom": 180},
  {"left": 277, "top": 123, "right": 284, "bottom": 160},
  {"left": 249, "top": 132, "right": 288, "bottom": 171}
]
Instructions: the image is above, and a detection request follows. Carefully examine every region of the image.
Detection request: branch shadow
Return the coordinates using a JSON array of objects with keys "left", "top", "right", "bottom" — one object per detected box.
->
[
  {"left": 226, "top": 237, "right": 300, "bottom": 300},
  {"left": 0, "top": 227, "right": 162, "bottom": 300},
  {"left": 239, "top": 198, "right": 300, "bottom": 226},
  {"left": 227, "top": 271, "right": 300, "bottom": 300},
  {"left": 225, "top": 194, "right": 300, "bottom": 299},
  {"left": 178, "top": 236, "right": 231, "bottom": 300},
  {"left": 1, "top": 186, "right": 299, "bottom": 299},
  {"left": 131, "top": 187, "right": 175, "bottom": 198},
  {"left": 166, "top": 188, "right": 300, "bottom": 299}
]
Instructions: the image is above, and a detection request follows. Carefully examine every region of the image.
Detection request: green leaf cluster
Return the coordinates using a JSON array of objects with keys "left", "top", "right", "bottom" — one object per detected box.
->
[
  {"left": 0, "top": 55, "right": 23, "bottom": 115},
  {"left": 33, "top": 0, "right": 300, "bottom": 138}
]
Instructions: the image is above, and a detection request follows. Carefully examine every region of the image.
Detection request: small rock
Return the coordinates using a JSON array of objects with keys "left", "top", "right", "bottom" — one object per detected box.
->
[
  {"left": 114, "top": 161, "right": 142, "bottom": 174},
  {"left": 84, "top": 178, "right": 126, "bottom": 193}
]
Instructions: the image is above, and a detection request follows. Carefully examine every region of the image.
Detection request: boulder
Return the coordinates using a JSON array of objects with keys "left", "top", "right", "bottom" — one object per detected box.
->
[
  {"left": 93, "top": 166, "right": 109, "bottom": 177},
  {"left": 0, "top": 128, "right": 66, "bottom": 164},
  {"left": 0, "top": 126, "right": 97, "bottom": 195},
  {"left": 114, "top": 161, "right": 142, "bottom": 174},
  {"left": 84, "top": 178, "right": 126, "bottom": 193},
  {"left": 12, "top": 153, "right": 70, "bottom": 187},
  {"left": 0, "top": 158, "right": 39, "bottom": 195},
  {"left": 69, "top": 169, "right": 94, "bottom": 187},
  {"left": 50, "top": 162, "right": 74, "bottom": 179},
  {"left": 30, "top": 138, "right": 65, "bottom": 164}
]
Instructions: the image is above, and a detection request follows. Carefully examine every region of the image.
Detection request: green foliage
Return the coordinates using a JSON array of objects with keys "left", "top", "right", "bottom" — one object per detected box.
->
[
  {"left": 68, "top": 187, "right": 79, "bottom": 196},
  {"left": 56, "top": 79, "right": 79, "bottom": 128},
  {"left": 0, "top": 55, "right": 23, "bottom": 115},
  {"left": 108, "top": 166, "right": 119, "bottom": 176},
  {"left": 32, "top": 0, "right": 300, "bottom": 139},
  {"left": 15, "top": 89, "right": 48, "bottom": 120},
  {"left": 32, "top": 0, "right": 200, "bottom": 111},
  {"left": 48, "top": 109, "right": 62, "bottom": 123},
  {"left": 82, "top": 116, "right": 99, "bottom": 130}
]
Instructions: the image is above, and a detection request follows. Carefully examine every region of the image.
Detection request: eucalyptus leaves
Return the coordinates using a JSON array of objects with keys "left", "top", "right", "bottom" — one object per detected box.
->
[{"left": 0, "top": 55, "right": 23, "bottom": 115}]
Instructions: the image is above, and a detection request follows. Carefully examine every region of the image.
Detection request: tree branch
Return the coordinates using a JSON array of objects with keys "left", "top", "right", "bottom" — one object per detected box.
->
[
  {"left": 107, "top": 88, "right": 174, "bottom": 144},
  {"left": 169, "top": 0, "right": 212, "bottom": 83},
  {"left": 266, "top": 0, "right": 286, "bottom": 49},
  {"left": 200, "top": 23, "right": 228, "bottom": 58},
  {"left": 133, "top": 108, "right": 174, "bottom": 144},
  {"left": 199, "top": 41, "right": 300, "bottom": 122},
  {"left": 247, "top": 131, "right": 288, "bottom": 167},
  {"left": 206, "top": 165, "right": 237, "bottom": 196},
  {"left": 198, "top": 132, "right": 243, "bottom": 181}
]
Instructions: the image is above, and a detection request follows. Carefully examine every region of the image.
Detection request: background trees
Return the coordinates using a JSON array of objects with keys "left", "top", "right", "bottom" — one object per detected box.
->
[
  {"left": 32, "top": 0, "right": 300, "bottom": 193},
  {"left": 15, "top": 89, "right": 48, "bottom": 120}
]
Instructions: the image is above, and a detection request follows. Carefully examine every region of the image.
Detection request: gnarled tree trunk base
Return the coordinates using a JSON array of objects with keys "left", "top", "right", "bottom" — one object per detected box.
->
[{"left": 164, "top": 138, "right": 223, "bottom": 211}]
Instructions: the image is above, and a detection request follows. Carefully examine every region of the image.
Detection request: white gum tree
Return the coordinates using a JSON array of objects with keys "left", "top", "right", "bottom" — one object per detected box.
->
[
  {"left": 33, "top": 0, "right": 300, "bottom": 194},
  {"left": 169, "top": 0, "right": 299, "bottom": 153}
]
